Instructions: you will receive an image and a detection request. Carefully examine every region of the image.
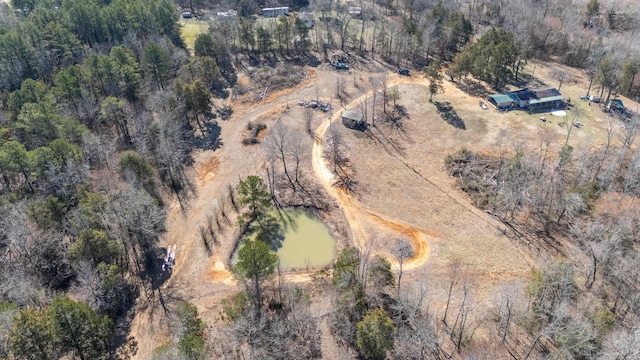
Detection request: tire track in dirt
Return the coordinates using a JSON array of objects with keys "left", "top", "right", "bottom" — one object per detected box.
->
[
  {"left": 311, "top": 88, "right": 433, "bottom": 268},
  {"left": 171, "top": 75, "right": 504, "bottom": 283},
  {"left": 369, "top": 125, "right": 504, "bottom": 232},
  {"left": 131, "top": 73, "right": 524, "bottom": 358},
  {"left": 311, "top": 76, "right": 509, "bottom": 269}
]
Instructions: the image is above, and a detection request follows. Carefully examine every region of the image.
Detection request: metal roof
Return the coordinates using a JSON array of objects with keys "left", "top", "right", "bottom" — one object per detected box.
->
[
  {"left": 529, "top": 95, "right": 564, "bottom": 105},
  {"left": 489, "top": 94, "right": 514, "bottom": 105},
  {"left": 342, "top": 110, "right": 363, "bottom": 121}
]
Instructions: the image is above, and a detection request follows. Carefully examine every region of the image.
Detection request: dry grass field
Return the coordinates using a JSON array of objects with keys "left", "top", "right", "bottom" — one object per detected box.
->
[{"left": 129, "top": 58, "right": 639, "bottom": 357}]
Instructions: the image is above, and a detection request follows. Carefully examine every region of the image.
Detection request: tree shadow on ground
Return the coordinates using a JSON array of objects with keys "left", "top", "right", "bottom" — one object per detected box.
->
[
  {"left": 285, "top": 54, "right": 322, "bottom": 67},
  {"left": 383, "top": 104, "right": 410, "bottom": 131},
  {"left": 212, "top": 88, "right": 230, "bottom": 99},
  {"left": 111, "top": 251, "right": 191, "bottom": 358},
  {"left": 150, "top": 247, "right": 175, "bottom": 291},
  {"left": 166, "top": 169, "right": 196, "bottom": 216},
  {"left": 511, "top": 73, "right": 545, "bottom": 89},
  {"left": 193, "top": 119, "right": 222, "bottom": 150},
  {"left": 454, "top": 78, "right": 492, "bottom": 99},
  {"left": 251, "top": 214, "right": 286, "bottom": 251},
  {"left": 111, "top": 308, "right": 138, "bottom": 359},
  {"left": 371, "top": 104, "right": 411, "bottom": 157},
  {"left": 435, "top": 101, "right": 466, "bottom": 130}
]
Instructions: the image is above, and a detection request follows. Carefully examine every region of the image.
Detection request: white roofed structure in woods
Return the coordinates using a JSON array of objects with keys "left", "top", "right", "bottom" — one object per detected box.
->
[
  {"left": 217, "top": 9, "right": 237, "bottom": 17},
  {"left": 262, "top": 7, "right": 289, "bottom": 17}
]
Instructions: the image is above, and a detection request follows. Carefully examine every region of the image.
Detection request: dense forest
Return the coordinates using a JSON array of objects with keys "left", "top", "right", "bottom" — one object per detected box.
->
[
  {"left": 0, "top": 0, "right": 223, "bottom": 358},
  {"left": 0, "top": 0, "right": 639, "bottom": 359}
]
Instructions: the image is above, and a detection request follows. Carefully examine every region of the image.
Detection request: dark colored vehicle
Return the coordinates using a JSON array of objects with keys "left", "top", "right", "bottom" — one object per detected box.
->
[
  {"left": 334, "top": 63, "right": 349, "bottom": 70},
  {"left": 398, "top": 69, "right": 410, "bottom": 76}
]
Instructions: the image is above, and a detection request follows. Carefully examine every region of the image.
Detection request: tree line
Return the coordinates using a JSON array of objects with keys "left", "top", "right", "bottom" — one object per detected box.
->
[{"left": 444, "top": 118, "right": 640, "bottom": 357}]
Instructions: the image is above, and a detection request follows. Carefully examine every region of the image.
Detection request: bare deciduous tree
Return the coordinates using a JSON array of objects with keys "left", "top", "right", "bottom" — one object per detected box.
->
[
  {"left": 334, "top": 12, "right": 352, "bottom": 51},
  {"left": 450, "top": 280, "right": 477, "bottom": 354},
  {"left": 392, "top": 238, "right": 414, "bottom": 299},
  {"left": 335, "top": 76, "right": 346, "bottom": 102},
  {"left": 550, "top": 68, "right": 570, "bottom": 91},
  {"left": 392, "top": 281, "right": 443, "bottom": 360},
  {"left": 264, "top": 121, "right": 297, "bottom": 191},
  {"left": 492, "top": 282, "right": 524, "bottom": 344},
  {"left": 620, "top": 114, "right": 639, "bottom": 149},
  {"left": 304, "top": 107, "right": 314, "bottom": 139},
  {"left": 324, "top": 122, "right": 349, "bottom": 175},
  {"left": 599, "top": 326, "right": 640, "bottom": 359},
  {"left": 290, "top": 134, "right": 311, "bottom": 187},
  {"left": 442, "top": 261, "right": 460, "bottom": 326}
]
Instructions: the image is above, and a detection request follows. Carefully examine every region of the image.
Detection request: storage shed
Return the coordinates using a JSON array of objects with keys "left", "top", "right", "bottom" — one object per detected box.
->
[
  {"left": 488, "top": 94, "right": 514, "bottom": 109},
  {"left": 262, "top": 7, "right": 289, "bottom": 17},
  {"left": 342, "top": 110, "right": 366, "bottom": 130}
]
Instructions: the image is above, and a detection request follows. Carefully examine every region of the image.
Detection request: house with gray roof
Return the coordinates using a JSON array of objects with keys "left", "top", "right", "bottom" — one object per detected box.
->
[{"left": 488, "top": 87, "right": 564, "bottom": 112}]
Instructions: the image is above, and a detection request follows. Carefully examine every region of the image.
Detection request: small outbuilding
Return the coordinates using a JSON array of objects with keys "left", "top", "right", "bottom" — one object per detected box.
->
[
  {"left": 342, "top": 110, "right": 366, "bottom": 130},
  {"left": 488, "top": 94, "right": 514, "bottom": 109},
  {"left": 216, "top": 9, "right": 237, "bottom": 17},
  {"left": 348, "top": 6, "right": 362, "bottom": 16},
  {"left": 262, "top": 7, "right": 289, "bottom": 17}
]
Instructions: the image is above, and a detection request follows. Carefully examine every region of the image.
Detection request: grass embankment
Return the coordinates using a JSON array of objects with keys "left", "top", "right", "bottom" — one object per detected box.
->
[{"left": 180, "top": 19, "right": 209, "bottom": 51}]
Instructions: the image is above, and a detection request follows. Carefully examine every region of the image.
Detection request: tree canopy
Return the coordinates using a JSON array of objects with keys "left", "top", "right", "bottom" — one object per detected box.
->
[
  {"left": 10, "top": 298, "right": 111, "bottom": 360},
  {"left": 356, "top": 308, "right": 395, "bottom": 360},
  {"left": 234, "top": 240, "right": 278, "bottom": 308},
  {"left": 236, "top": 175, "right": 273, "bottom": 226},
  {"left": 451, "top": 27, "right": 521, "bottom": 89}
]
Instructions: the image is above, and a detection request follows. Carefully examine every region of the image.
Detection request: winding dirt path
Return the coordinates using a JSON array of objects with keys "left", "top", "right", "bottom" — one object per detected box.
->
[
  {"left": 189, "top": 76, "right": 433, "bottom": 284},
  {"left": 130, "top": 71, "right": 535, "bottom": 357},
  {"left": 311, "top": 92, "right": 431, "bottom": 269}
]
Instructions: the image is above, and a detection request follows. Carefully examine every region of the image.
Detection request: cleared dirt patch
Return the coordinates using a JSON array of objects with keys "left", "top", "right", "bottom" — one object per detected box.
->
[{"left": 196, "top": 156, "right": 219, "bottom": 184}]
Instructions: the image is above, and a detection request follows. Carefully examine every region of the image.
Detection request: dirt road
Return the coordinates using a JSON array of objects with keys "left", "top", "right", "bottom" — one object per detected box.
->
[
  {"left": 129, "top": 69, "right": 533, "bottom": 357},
  {"left": 311, "top": 94, "right": 432, "bottom": 269}
]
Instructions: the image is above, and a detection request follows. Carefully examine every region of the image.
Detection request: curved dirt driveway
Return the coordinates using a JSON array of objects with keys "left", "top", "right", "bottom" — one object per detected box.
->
[
  {"left": 182, "top": 79, "right": 433, "bottom": 284},
  {"left": 184, "top": 81, "right": 430, "bottom": 285},
  {"left": 311, "top": 92, "right": 431, "bottom": 269},
  {"left": 130, "top": 72, "right": 533, "bottom": 357},
  {"left": 198, "top": 79, "right": 434, "bottom": 281}
]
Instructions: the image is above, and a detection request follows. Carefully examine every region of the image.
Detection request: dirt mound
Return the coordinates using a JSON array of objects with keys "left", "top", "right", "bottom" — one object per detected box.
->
[
  {"left": 196, "top": 156, "right": 219, "bottom": 184},
  {"left": 208, "top": 256, "right": 234, "bottom": 284}
]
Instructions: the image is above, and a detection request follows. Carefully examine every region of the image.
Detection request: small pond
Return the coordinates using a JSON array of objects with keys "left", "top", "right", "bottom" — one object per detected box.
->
[{"left": 234, "top": 209, "right": 335, "bottom": 269}]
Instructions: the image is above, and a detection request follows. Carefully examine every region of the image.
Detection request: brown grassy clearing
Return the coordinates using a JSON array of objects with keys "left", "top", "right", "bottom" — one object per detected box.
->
[{"left": 128, "top": 59, "right": 632, "bottom": 357}]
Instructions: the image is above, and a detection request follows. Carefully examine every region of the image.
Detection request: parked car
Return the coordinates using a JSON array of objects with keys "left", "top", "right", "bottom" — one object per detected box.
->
[
  {"left": 397, "top": 69, "right": 410, "bottom": 76},
  {"left": 580, "top": 95, "right": 601, "bottom": 103},
  {"left": 334, "top": 63, "right": 349, "bottom": 70}
]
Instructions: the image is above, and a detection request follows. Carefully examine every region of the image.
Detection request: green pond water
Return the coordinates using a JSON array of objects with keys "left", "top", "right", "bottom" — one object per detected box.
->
[{"left": 235, "top": 210, "right": 335, "bottom": 269}]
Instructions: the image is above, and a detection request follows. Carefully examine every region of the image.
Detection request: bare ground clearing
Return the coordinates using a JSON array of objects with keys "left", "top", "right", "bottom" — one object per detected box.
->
[{"left": 129, "top": 60, "right": 626, "bottom": 357}]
